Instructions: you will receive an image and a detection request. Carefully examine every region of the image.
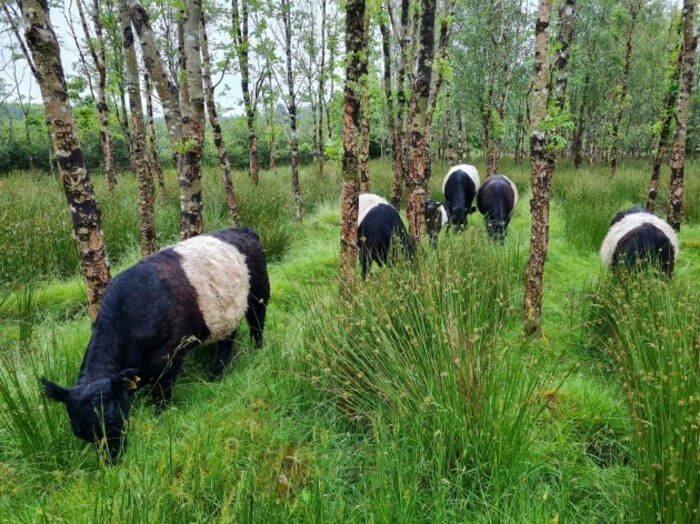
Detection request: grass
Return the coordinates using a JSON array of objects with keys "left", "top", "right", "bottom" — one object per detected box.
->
[{"left": 0, "top": 157, "right": 698, "bottom": 522}]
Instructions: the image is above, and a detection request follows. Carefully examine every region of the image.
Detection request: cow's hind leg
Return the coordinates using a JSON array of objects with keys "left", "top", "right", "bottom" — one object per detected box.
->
[
  {"left": 210, "top": 332, "right": 237, "bottom": 380},
  {"left": 246, "top": 297, "right": 267, "bottom": 348}
]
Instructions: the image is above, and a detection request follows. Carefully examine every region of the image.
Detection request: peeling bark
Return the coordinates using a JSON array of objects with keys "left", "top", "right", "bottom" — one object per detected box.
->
[
  {"left": 21, "top": 0, "right": 111, "bottom": 321},
  {"left": 359, "top": 11, "right": 371, "bottom": 193},
  {"left": 406, "top": 0, "right": 437, "bottom": 246},
  {"left": 144, "top": 72, "right": 165, "bottom": 201},
  {"left": 667, "top": 0, "right": 697, "bottom": 231},
  {"left": 523, "top": 0, "right": 553, "bottom": 336},
  {"left": 180, "top": 0, "right": 205, "bottom": 239},
  {"left": 648, "top": 25, "right": 683, "bottom": 212},
  {"left": 119, "top": 0, "right": 156, "bottom": 256},
  {"left": 340, "top": 0, "right": 366, "bottom": 293}
]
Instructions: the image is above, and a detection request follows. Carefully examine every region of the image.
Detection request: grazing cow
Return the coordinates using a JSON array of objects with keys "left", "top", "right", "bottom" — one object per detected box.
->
[
  {"left": 600, "top": 206, "right": 679, "bottom": 277},
  {"left": 40, "top": 228, "right": 270, "bottom": 463},
  {"left": 358, "top": 193, "right": 414, "bottom": 278},
  {"left": 442, "top": 164, "right": 480, "bottom": 231},
  {"left": 476, "top": 174, "right": 519, "bottom": 241},
  {"left": 425, "top": 199, "right": 449, "bottom": 248}
]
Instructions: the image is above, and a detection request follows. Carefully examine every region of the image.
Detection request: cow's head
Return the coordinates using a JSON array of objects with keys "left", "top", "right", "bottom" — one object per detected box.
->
[
  {"left": 450, "top": 205, "right": 477, "bottom": 232},
  {"left": 485, "top": 217, "right": 509, "bottom": 242},
  {"left": 40, "top": 369, "right": 138, "bottom": 464}
]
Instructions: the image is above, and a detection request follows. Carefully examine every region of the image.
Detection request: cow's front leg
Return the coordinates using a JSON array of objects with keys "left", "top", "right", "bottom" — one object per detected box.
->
[{"left": 210, "top": 332, "right": 237, "bottom": 381}]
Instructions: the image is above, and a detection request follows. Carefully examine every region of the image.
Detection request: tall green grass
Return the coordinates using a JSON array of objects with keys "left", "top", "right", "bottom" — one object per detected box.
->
[
  {"left": 299, "top": 234, "right": 556, "bottom": 512},
  {"left": 586, "top": 274, "right": 700, "bottom": 523}
]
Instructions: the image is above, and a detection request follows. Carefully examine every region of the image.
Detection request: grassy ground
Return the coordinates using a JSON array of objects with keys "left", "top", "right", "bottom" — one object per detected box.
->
[{"left": 0, "top": 159, "right": 698, "bottom": 522}]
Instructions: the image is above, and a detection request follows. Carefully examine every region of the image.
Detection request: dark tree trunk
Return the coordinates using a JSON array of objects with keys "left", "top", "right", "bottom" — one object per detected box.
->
[
  {"left": 406, "top": 0, "right": 437, "bottom": 245},
  {"left": 21, "top": 0, "right": 111, "bottom": 321},
  {"left": 340, "top": 0, "right": 366, "bottom": 292},
  {"left": 380, "top": 5, "right": 399, "bottom": 200},
  {"left": 667, "top": 0, "right": 697, "bottom": 231},
  {"left": 318, "top": 0, "right": 327, "bottom": 176},
  {"left": 647, "top": 28, "right": 683, "bottom": 212},
  {"left": 282, "top": 0, "right": 303, "bottom": 222}
]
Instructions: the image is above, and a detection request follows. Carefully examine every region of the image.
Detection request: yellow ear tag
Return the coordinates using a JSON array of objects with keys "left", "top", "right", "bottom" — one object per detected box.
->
[
  {"left": 134, "top": 376, "right": 141, "bottom": 385},
  {"left": 124, "top": 377, "right": 139, "bottom": 391}
]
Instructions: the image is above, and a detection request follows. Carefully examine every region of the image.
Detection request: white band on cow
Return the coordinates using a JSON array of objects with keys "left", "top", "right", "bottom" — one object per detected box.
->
[{"left": 174, "top": 236, "right": 251, "bottom": 341}]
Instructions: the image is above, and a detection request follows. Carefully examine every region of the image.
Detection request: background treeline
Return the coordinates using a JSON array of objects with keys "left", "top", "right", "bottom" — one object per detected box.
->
[{"left": 2, "top": 0, "right": 699, "bottom": 176}]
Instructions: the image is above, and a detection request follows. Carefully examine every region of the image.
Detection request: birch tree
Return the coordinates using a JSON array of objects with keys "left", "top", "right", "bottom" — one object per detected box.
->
[
  {"left": 19, "top": 0, "right": 111, "bottom": 321},
  {"left": 340, "top": 0, "right": 366, "bottom": 290},
  {"left": 119, "top": 0, "right": 156, "bottom": 255},
  {"left": 667, "top": 0, "right": 697, "bottom": 231}
]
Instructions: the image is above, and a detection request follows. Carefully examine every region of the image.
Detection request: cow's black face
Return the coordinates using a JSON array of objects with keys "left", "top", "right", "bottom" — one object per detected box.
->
[
  {"left": 41, "top": 370, "right": 137, "bottom": 464},
  {"left": 486, "top": 219, "right": 509, "bottom": 242}
]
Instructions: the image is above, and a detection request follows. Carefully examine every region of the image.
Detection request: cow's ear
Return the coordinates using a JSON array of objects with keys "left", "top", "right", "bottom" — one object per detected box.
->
[
  {"left": 40, "top": 377, "right": 70, "bottom": 403},
  {"left": 112, "top": 369, "right": 141, "bottom": 392}
]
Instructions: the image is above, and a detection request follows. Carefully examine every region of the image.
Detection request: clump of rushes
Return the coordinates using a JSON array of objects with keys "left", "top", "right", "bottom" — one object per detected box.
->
[
  {"left": 301, "top": 233, "right": 553, "bottom": 496},
  {"left": 587, "top": 274, "right": 699, "bottom": 522}
]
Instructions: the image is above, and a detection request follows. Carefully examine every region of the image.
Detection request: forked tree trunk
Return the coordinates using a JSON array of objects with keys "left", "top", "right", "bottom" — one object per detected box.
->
[
  {"left": 180, "top": 0, "right": 205, "bottom": 239},
  {"left": 232, "top": 0, "right": 260, "bottom": 185},
  {"left": 523, "top": 0, "right": 554, "bottom": 336},
  {"left": 359, "top": 12, "right": 371, "bottom": 193},
  {"left": 200, "top": 15, "right": 240, "bottom": 227},
  {"left": 406, "top": 0, "right": 437, "bottom": 245},
  {"left": 144, "top": 72, "right": 165, "bottom": 201},
  {"left": 647, "top": 27, "right": 683, "bottom": 212},
  {"left": 667, "top": 0, "right": 697, "bottom": 231},
  {"left": 21, "top": 0, "right": 111, "bottom": 321},
  {"left": 75, "top": 0, "right": 117, "bottom": 191},
  {"left": 609, "top": 0, "right": 642, "bottom": 177},
  {"left": 119, "top": 0, "right": 156, "bottom": 256},
  {"left": 282, "top": 0, "right": 303, "bottom": 222},
  {"left": 340, "top": 0, "right": 366, "bottom": 293},
  {"left": 128, "top": 0, "right": 183, "bottom": 167}
]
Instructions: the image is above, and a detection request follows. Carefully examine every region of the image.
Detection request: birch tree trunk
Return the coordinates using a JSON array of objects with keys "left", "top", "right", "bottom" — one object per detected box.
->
[
  {"left": 456, "top": 108, "right": 464, "bottom": 162},
  {"left": 128, "top": 0, "right": 183, "bottom": 165},
  {"left": 523, "top": 0, "right": 553, "bottom": 336},
  {"left": 144, "top": 72, "right": 165, "bottom": 201},
  {"left": 647, "top": 30, "right": 683, "bottom": 212},
  {"left": 180, "top": 0, "right": 205, "bottom": 238},
  {"left": 423, "top": 0, "right": 454, "bottom": 186},
  {"left": 359, "top": 12, "right": 371, "bottom": 193},
  {"left": 340, "top": 0, "right": 366, "bottom": 292},
  {"left": 390, "top": 0, "right": 412, "bottom": 210},
  {"left": 232, "top": 0, "right": 260, "bottom": 185},
  {"left": 667, "top": 0, "right": 697, "bottom": 231},
  {"left": 282, "top": 0, "right": 303, "bottom": 222},
  {"left": 406, "top": 0, "right": 437, "bottom": 246},
  {"left": 609, "top": 0, "right": 642, "bottom": 177},
  {"left": 200, "top": 15, "right": 240, "bottom": 227},
  {"left": 119, "top": 0, "right": 156, "bottom": 256},
  {"left": 75, "top": 0, "right": 117, "bottom": 191},
  {"left": 380, "top": 5, "right": 399, "bottom": 196},
  {"left": 20, "top": 0, "right": 111, "bottom": 321}
]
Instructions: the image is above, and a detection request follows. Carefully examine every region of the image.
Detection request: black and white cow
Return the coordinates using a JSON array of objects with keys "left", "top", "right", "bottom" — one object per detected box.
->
[
  {"left": 600, "top": 206, "right": 679, "bottom": 277},
  {"left": 442, "top": 164, "right": 480, "bottom": 231},
  {"left": 425, "top": 199, "right": 449, "bottom": 248},
  {"left": 40, "top": 228, "right": 270, "bottom": 463},
  {"left": 476, "top": 174, "right": 519, "bottom": 241},
  {"left": 358, "top": 193, "right": 414, "bottom": 278}
]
